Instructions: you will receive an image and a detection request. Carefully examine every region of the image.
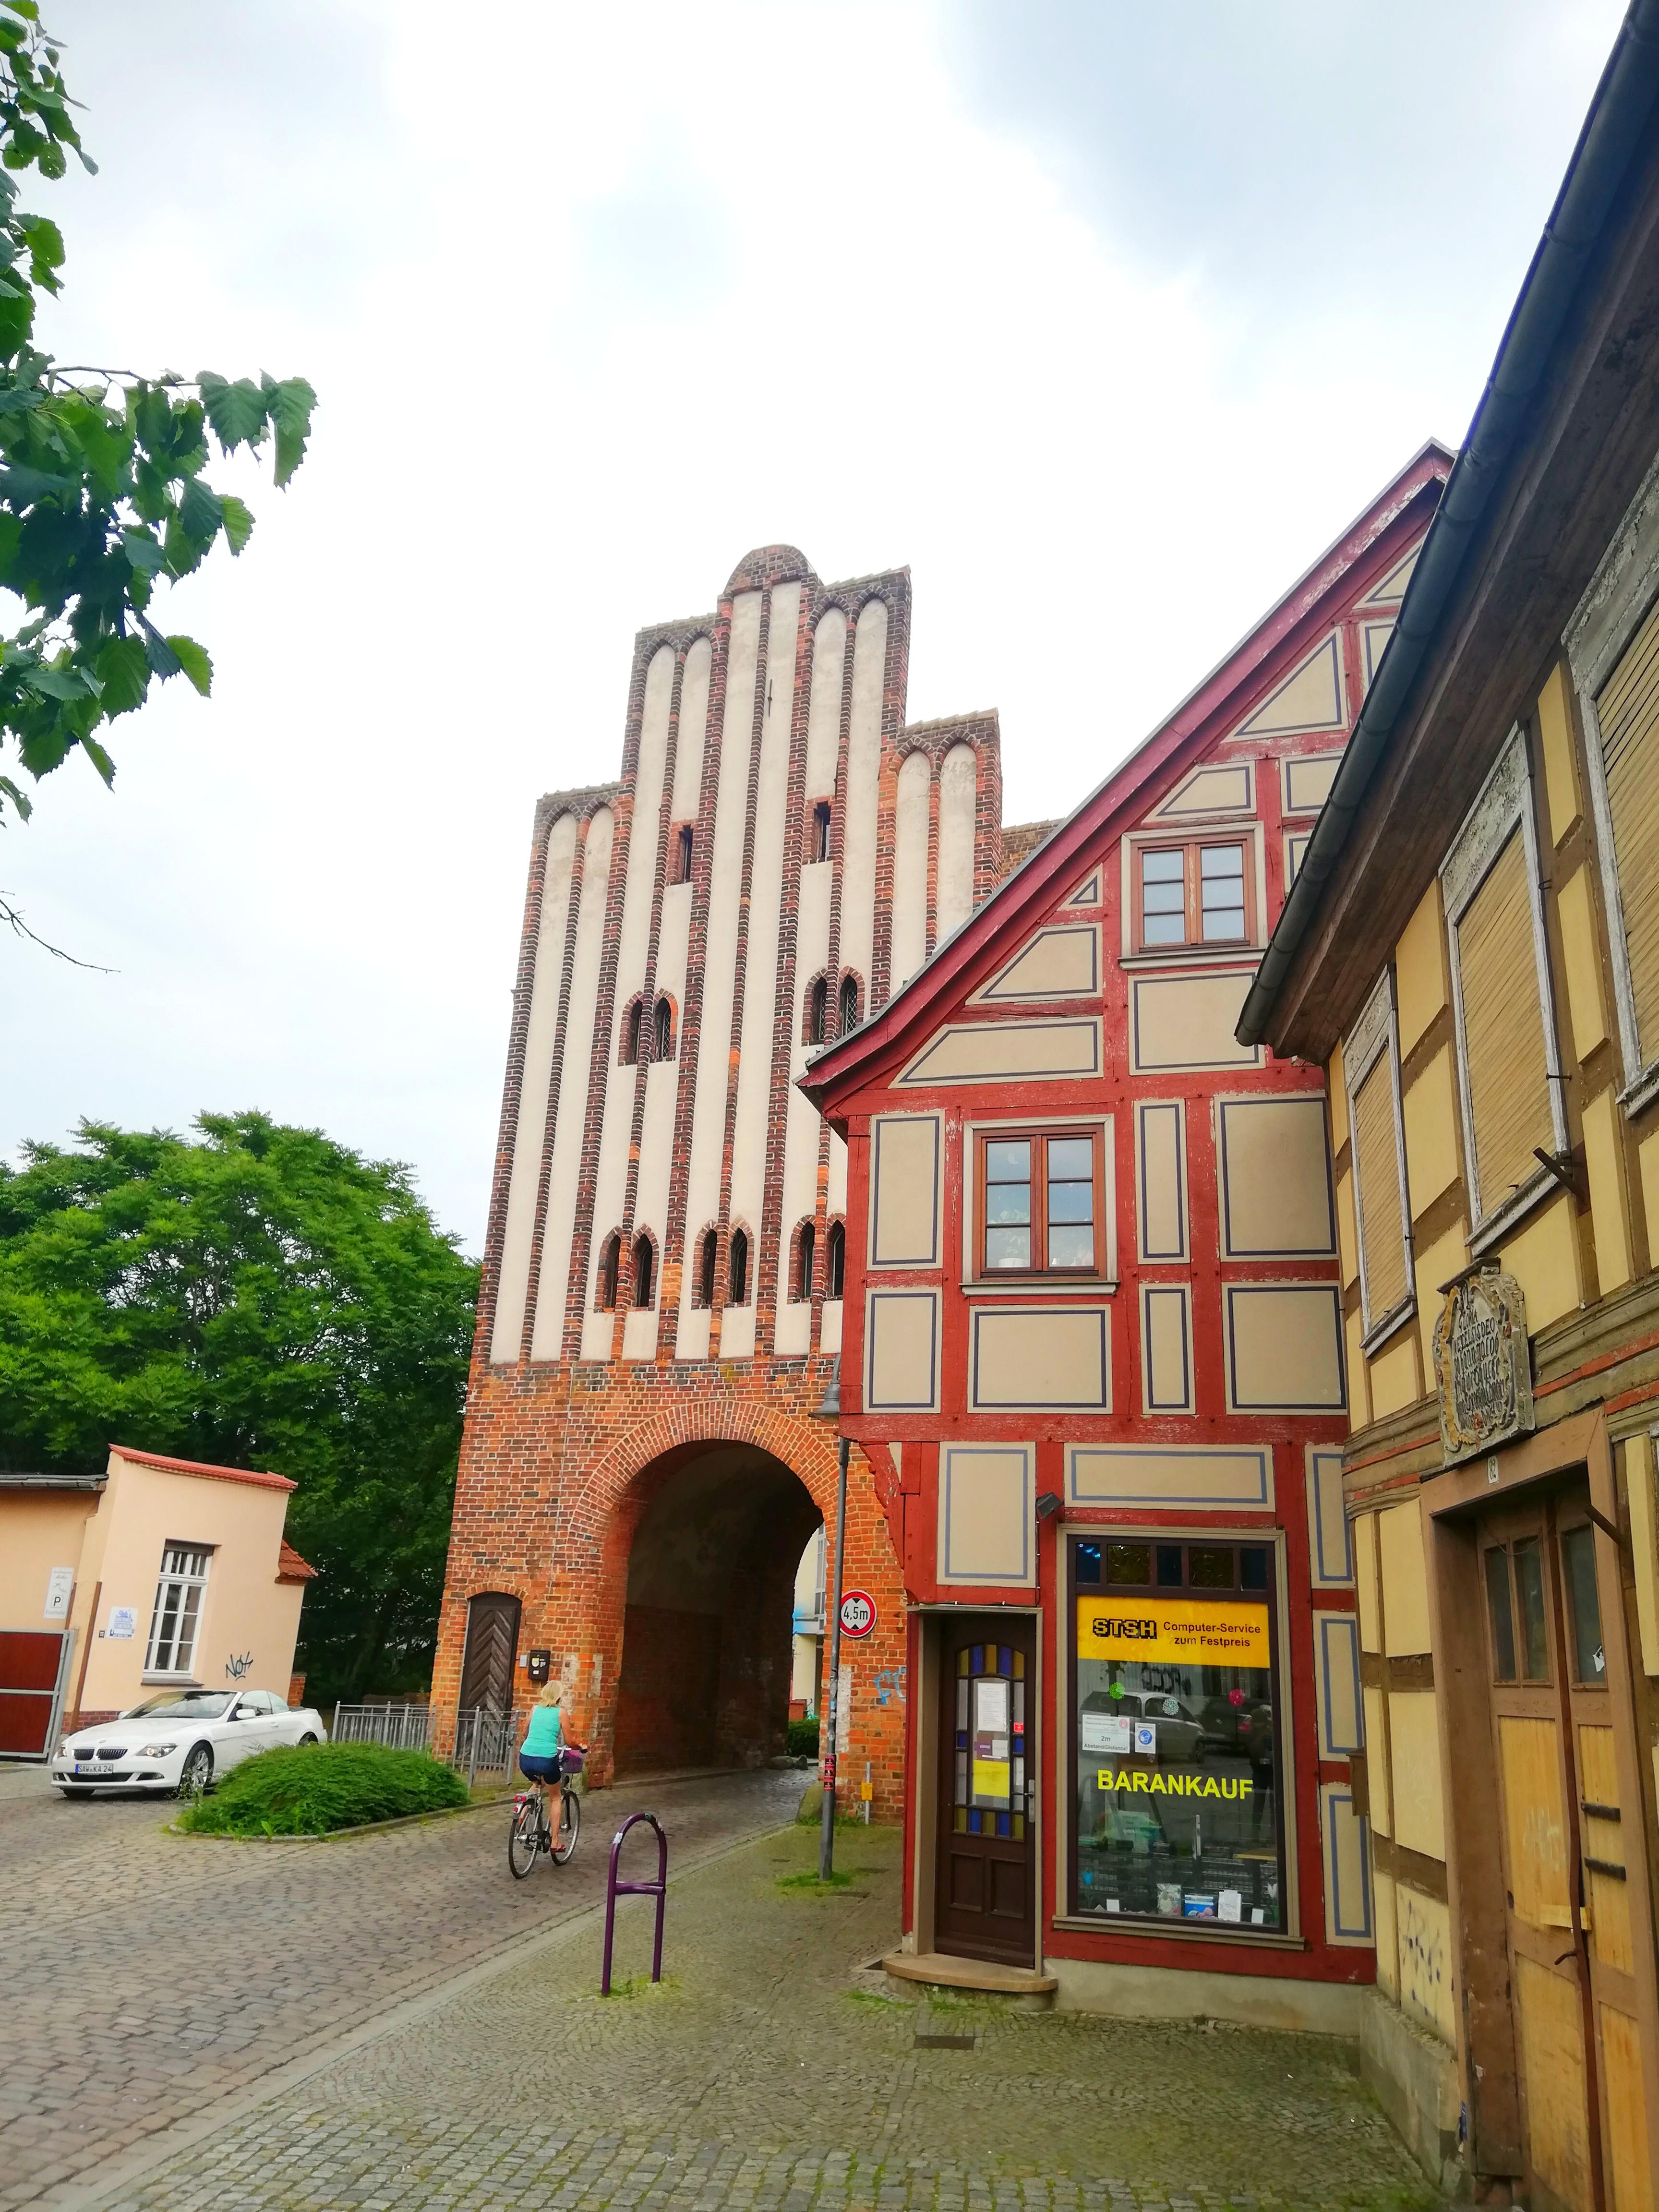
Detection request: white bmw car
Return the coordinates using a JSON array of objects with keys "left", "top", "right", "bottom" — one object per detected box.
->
[{"left": 51, "top": 1688, "right": 327, "bottom": 1797}]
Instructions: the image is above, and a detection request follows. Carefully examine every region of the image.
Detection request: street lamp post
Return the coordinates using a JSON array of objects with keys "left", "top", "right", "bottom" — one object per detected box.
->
[{"left": 813, "top": 1358, "right": 848, "bottom": 1882}]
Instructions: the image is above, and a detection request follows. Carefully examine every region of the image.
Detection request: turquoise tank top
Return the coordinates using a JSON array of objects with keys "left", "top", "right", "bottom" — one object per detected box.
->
[{"left": 521, "top": 1703, "right": 563, "bottom": 1758}]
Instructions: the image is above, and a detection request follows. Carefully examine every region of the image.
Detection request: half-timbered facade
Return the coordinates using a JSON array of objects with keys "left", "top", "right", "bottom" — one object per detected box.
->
[
  {"left": 802, "top": 448, "right": 1451, "bottom": 2025},
  {"left": 1243, "top": 20, "right": 1659, "bottom": 2201}
]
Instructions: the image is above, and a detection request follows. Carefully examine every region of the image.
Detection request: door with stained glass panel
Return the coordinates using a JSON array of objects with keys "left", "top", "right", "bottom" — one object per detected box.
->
[{"left": 935, "top": 1615, "right": 1036, "bottom": 1964}]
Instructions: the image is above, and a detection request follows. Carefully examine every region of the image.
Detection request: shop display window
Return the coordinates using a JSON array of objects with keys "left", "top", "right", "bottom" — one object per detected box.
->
[{"left": 1069, "top": 1535, "right": 1284, "bottom": 1929}]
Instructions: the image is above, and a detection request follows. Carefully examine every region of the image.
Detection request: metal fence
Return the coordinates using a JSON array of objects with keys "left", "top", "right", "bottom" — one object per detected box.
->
[{"left": 331, "top": 1702, "right": 526, "bottom": 1782}]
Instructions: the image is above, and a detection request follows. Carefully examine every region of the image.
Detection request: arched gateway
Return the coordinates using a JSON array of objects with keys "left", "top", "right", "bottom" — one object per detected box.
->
[{"left": 430, "top": 541, "right": 1030, "bottom": 1810}]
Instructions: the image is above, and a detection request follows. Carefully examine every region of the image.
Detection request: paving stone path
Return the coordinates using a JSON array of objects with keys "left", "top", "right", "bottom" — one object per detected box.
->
[
  {"left": 0, "top": 1760, "right": 804, "bottom": 2210},
  {"left": 82, "top": 1815, "right": 1438, "bottom": 2212}
]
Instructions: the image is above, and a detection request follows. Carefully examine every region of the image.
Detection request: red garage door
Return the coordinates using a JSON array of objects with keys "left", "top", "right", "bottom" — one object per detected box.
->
[{"left": 0, "top": 1630, "right": 71, "bottom": 1756}]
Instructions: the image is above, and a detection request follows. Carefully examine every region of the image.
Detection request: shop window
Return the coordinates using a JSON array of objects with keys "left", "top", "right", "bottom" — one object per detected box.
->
[
  {"left": 1069, "top": 1536, "right": 1283, "bottom": 1930},
  {"left": 631, "top": 1233, "right": 654, "bottom": 1309},
  {"left": 144, "top": 1544, "right": 211, "bottom": 1677},
  {"left": 1133, "top": 838, "right": 1254, "bottom": 952},
  {"left": 975, "top": 1126, "right": 1104, "bottom": 1276},
  {"left": 1441, "top": 730, "right": 1565, "bottom": 1241},
  {"left": 597, "top": 1232, "right": 621, "bottom": 1311},
  {"left": 840, "top": 974, "right": 861, "bottom": 1035},
  {"left": 729, "top": 1226, "right": 750, "bottom": 1306},
  {"left": 654, "top": 996, "right": 674, "bottom": 1061},
  {"left": 793, "top": 1220, "right": 815, "bottom": 1302},
  {"left": 825, "top": 1219, "right": 845, "bottom": 1299},
  {"left": 1343, "top": 970, "right": 1413, "bottom": 1347},
  {"left": 812, "top": 801, "right": 832, "bottom": 862}
]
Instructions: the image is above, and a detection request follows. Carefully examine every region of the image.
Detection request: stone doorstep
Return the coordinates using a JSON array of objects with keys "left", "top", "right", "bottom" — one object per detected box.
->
[{"left": 881, "top": 1951, "right": 1058, "bottom": 2009}]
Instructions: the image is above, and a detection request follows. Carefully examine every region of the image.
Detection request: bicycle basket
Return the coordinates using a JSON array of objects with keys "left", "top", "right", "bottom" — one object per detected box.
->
[{"left": 558, "top": 1747, "right": 585, "bottom": 1778}]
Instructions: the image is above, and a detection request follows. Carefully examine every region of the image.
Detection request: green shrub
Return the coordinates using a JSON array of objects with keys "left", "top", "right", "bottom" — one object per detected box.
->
[
  {"left": 785, "top": 1716, "right": 819, "bottom": 1757},
  {"left": 177, "top": 1741, "right": 469, "bottom": 1836}
]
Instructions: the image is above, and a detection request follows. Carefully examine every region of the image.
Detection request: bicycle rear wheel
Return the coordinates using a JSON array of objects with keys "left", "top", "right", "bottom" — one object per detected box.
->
[
  {"left": 508, "top": 1794, "right": 541, "bottom": 1879},
  {"left": 551, "top": 1786, "right": 580, "bottom": 1863}
]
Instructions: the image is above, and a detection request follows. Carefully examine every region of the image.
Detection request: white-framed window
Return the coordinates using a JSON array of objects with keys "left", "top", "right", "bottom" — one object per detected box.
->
[
  {"left": 1343, "top": 967, "right": 1414, "bottom": 1348},
  {"left": 144, "top": 1544, "right": 212, "bottom": 1677},
  {"left": 1441, "top": 727, "right": 1567, "bottom": 1247},
  {"left": 1567, "top": 450, "right": 1659, "bottom": 1114}
]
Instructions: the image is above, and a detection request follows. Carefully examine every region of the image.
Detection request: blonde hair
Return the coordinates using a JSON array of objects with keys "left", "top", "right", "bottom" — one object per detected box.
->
[{"left": 536, "top": 1680, "right": 563, "bottom": 1708}]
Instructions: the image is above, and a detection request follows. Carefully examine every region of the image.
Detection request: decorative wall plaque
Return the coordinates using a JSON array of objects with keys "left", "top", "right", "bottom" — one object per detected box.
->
[{"left": 1433, "top": 1267, "right": 1533, "bottom": 1467}]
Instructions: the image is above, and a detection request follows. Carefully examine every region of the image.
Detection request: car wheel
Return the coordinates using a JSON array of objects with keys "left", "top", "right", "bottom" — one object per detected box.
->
[
  {"left": 177, "top": 1744, "right": 214, "bottom": 1799},
  {"left": 297, "top": 1732, "right": 318, "bottom": 1746}
]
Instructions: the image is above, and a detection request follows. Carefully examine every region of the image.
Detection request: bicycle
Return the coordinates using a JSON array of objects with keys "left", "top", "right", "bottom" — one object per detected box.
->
[{"left": 508, "top": 1744, "right": 585, "bottom": 1878}]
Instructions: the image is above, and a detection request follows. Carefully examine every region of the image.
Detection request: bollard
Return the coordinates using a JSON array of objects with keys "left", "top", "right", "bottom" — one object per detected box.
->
[{"left": 601, "top": 1811, "right": 668, "bottom": 1996}]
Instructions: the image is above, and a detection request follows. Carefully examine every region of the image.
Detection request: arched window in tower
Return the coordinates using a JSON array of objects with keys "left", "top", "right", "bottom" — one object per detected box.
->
[
  {"left": 729, "top": 1227, "right": 750, "bottom": 1307},
  {"left": 624, "top": 1000, "right": 643, "bottom": 1065},
  {"left": 826, "top": 1219, "right": 845, "bottom": 1300},
  {"left": 697, "top": 1227, "right": 717, "bottom": 1309},
  {"left": 809, "top": 976, "right": 827, "bottom": 1046},
  {"left": 654, "top": 997, "right": 674, "bottom": 1060},
  {"left": 794, "top": 1220, "right": 815, "bottom": 1302},
  {"left": 632, "top": 1233, "right": 654, "bottom": 1308},
  {"left": 839, "top": 974, "right": 860, "bottom": 1036},
  {"left": 598, "top": 1232, "right": 621, "bottom": 1310}
]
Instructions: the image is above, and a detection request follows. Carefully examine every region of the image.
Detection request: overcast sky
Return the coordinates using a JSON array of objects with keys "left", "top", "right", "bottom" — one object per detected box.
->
[{"left": 2, "top": 0, "right": 1629, "bottom": 1250}]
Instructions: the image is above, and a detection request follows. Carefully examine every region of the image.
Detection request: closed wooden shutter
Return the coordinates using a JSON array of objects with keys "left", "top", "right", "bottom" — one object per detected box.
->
[
  {"left": 1353, "top": 1057, "right": 1407, "bottom": 1321},
  {"left": 1596, "top": 593, "right": 1659, "bottom": 1057},
  {"left": 1458, "top": 830, "right": 1552, "bottom": 1214}
]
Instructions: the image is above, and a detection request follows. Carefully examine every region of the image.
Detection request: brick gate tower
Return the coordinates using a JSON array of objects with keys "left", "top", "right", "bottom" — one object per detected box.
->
[{"left": 433, "top": 545, "right": 1026, "bottom": 1813}]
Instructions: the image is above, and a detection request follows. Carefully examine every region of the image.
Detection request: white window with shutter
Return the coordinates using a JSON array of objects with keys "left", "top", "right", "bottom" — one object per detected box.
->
[
  {"left": 1344, "top": 967, "right": 1414, "bottom": 1348},
  {"left": 1569, "top": 449, "right": 1659, "bottom": 1113},
  {"left": 144, "top": 1544, "right": 212, "bottom": 1677},
  {"left": 1441, "top": 729, "right": 1567, "bottom": 1246}
]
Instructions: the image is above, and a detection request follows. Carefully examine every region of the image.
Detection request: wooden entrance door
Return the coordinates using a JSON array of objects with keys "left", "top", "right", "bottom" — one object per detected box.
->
[
  {"left": 459, "top": 1591, "right": 521, "bottom": 1713},
  {"left": 1479, "top": 1481, "right": 1654, "bottom": 2211},
  {"left": 935, "top": 1614, "right": 1035, "bottom": 1965}
]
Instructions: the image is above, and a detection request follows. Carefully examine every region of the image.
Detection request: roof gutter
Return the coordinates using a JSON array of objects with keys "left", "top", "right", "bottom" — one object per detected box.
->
[{"left": 1237, "top": 0, "right": 1659, "bottom": 1050}]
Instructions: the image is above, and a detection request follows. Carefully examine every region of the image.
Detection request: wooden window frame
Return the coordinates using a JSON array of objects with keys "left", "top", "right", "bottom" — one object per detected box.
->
[
  {"left": 1441, "top": 726, "right": 1568, "bottom": 1249},
  {"left": 1131, "top": 834, "right": 1257, "bottom": 955},
  {"left": 974, "top": 1123, "right": 1107, "bottom": 1280},
  {"left": 1343, "top": 966, "right": 1415, "bottom": 1351},
  {"left": 1567, "top": 463, "right": 1659, "bottom": 1116}
]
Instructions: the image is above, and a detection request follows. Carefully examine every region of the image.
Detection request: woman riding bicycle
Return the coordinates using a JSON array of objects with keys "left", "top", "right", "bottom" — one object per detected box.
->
[{"left": 519, "top": 1680, "right": 570, "bottom": 1831}]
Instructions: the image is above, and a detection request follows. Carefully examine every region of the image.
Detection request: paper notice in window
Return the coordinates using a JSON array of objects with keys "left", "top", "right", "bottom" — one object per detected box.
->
[
  {"left": 1218, "top": 1889, "right": 1243, "bottom": 1923},
  {"left": 1081, "top": 1713, "right": 1132, "bottom": 1755}
]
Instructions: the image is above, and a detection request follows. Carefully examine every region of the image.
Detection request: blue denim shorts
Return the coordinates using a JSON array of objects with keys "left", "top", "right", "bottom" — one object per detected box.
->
[{"left": 519, "top": 1752, "right": 561, "bottom": 1783}]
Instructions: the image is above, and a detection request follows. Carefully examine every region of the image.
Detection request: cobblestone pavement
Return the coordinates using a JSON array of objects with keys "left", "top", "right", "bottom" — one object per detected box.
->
[
  {"left": 98, "top": 1819, "right": 1439, "bottom": 2212},
  {"left": 0, "top": 1760, "right": 803, "bottom": 2210}
]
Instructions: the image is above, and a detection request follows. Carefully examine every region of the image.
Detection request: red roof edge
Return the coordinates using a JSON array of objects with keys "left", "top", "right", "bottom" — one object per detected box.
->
[
  {"left": 276, "top": 1539, "right": 318, "bottom": 1582},
  {"left": 109, "top": 1444, "right": 297, "bottom": 1493},
  {"left": 801, "top": 442, "right": 1453, "bottom": 1114}
]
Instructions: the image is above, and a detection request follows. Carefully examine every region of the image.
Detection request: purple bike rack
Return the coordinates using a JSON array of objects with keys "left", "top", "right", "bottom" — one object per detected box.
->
[{"left": 601, "top": 1810, "right": 667, "bottom": 1996}]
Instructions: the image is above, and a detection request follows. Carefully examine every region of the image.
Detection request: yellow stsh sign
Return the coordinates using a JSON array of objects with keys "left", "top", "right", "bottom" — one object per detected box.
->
[{"left": 1076, "top": 1595, "right": 1269, "bottom": 1668}]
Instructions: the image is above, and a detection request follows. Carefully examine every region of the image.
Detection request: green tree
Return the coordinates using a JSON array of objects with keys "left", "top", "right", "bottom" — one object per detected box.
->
[
  {"left": 0, "top": 3, "right": 315, "bottom": 851},
  {"left": 0, "top": 1114, "right": 478, "bottom": 1706}
]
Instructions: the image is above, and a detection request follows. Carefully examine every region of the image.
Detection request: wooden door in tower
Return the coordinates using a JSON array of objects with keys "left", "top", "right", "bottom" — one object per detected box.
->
[
  {"left": 1479, "top": 1482, "right": 1655, "bottom": 2211},
  {"left": 459, "top": 1591, "right": 522, "bottom": 1714},
  {"left": 935, "top": 1615, "right": 1036, "bottom": 1965}
]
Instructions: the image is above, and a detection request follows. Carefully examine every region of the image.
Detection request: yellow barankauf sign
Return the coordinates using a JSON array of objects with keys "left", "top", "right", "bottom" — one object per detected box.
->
[{"left": 1076, "top": 1596, "right": 1269, "bottom": 1667}]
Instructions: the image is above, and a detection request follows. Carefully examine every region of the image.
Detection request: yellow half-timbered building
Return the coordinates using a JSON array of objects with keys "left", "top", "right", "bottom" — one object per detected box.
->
[{"left": 1242, "top": 14, "right": 1659, "bottom": 2206}]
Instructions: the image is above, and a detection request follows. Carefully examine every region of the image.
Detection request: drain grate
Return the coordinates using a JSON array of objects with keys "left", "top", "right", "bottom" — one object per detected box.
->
[{"left": 914, "top": 2031, "right": 975, "bottom": 2049}]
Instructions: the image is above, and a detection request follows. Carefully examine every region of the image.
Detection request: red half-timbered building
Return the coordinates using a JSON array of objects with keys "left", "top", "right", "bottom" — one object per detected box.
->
[{"left": 801, "top": 445, "right": 1452, "bottom": 2024}]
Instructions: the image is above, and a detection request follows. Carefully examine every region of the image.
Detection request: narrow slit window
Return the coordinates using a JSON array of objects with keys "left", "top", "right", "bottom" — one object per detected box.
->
[
  {"left": 729, "top": 1227, "right": 749, "bottom": 1306},
  {"left": 840, "top": 975, "right": 860, "bottom": 1034},
  {"left": 632, "top": 1234, "right": 654, "bottom": 1309},
  {"left": 654, "top": 998, "right": 673, "bottom": 1060},
  {"left": 697, "top": 1229, "right": 717, "bottom": 1309},
  {"left": 795, "top": 1221, "right": 815, "bottom": 1302},
  {"left": 809, "top": 977, "right": 828, "bottom": 1046},
  {"left": 624, "top": 1002, "right": 643, "bottom": 1065},
  {"left": 826, "top": 1220, "right": 845, "bottom": 1299},
  {"left": 675, "top": 824, "right": 694, "bottom": 883},
  {"left": 813, "top": 801, "right": 832, "bottom": 862},
  {"left": 598, "top": 1233, "right": 620, "bottom": 1311}
]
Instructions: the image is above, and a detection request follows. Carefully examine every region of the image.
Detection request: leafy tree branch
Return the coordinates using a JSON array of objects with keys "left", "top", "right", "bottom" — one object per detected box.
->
[{"left": 0, "top": 0, "right": 315, "bottom": 830}]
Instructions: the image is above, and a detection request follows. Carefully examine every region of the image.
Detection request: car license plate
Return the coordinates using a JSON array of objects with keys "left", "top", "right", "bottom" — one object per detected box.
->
[{"left": 74, "top": 1763, "right": 117, "bottom": 1776}]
